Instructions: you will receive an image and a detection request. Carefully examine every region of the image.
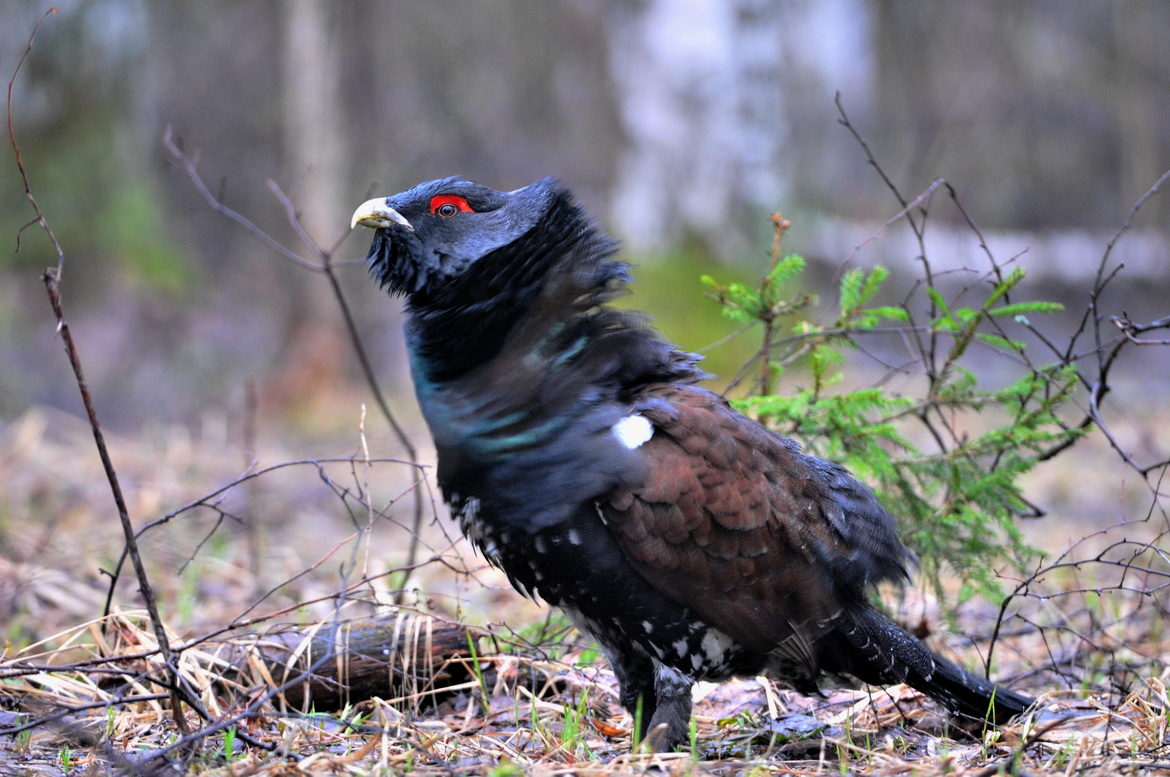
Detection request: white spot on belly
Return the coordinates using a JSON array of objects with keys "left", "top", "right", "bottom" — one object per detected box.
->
[
  {"left": 612, "top": 414, "right": 653, "bottom": 449},
  {"left": 673, "top": 638, "right": 688, "bottom": 657},
  {"left": 701, "top": 629, "right": 734, "bottom": 664},
  {"left": 567, "top": 528, "right": 582, "bottom": 546},
  {"left": 642, "top": 620, "right": 654, "bottom": 634}
]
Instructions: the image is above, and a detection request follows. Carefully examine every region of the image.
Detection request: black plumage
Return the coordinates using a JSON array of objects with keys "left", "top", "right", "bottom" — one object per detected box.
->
[{"left": 351, "top": 177, "right": 1033, "bottom": 749}]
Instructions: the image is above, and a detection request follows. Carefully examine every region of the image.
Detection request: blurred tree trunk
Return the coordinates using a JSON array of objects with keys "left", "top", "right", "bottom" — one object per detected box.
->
[
  {"left": 284, "top": 0, "right": 347, "bottom": 249},
  {"left": 604, "top": 0, "right": 789, "bottom": 258},
  {"left": 266, "top": 0, "right": 351, "bottom": 416}
]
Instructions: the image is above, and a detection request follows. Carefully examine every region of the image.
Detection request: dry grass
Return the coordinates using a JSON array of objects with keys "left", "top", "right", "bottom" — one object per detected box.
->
[{"left": 1, "top": 402, "right": 1167, "bottom": 776}]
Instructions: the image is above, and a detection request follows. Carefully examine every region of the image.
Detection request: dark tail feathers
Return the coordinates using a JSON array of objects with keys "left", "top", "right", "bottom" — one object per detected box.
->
[{"left": 826, "top": 606, "right": 1032, "bottom": 723}]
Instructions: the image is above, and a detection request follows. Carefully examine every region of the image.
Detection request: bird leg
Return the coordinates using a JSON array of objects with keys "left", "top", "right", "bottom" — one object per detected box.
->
[
  {"left": 642, "top": 664, "right": 693, "bottom": 751},
  {"left": 594, "top": 639, "right": 656, "bottom": 727}
]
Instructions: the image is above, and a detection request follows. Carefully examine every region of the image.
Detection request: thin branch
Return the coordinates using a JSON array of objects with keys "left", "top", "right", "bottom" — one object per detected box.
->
[
  {"left": 836, "top": 91, "right": 921, "bottom": 241},
  {"left": 9, "top": 11, "right": 191, "bottom": 738},
  {"left": 100, "top": 455, "right": 424, "bottom": 621},
  {"left": 266, "top": 180, "right": 427, "bottom": 598},
  {"left": 163, "top": 127, "right": 322, "bottom": 271},
  {"left": 265, "top": 181, "right": 418, "bottom": 461},
  {"left": 841, "top": 177, "right": 945, "bottom": 268},
  {"left": 164, "top": 132, "right": 430, "bottom": 600},
  {"left": 7, "top": 9, "right": 65, "bottom": 273},
  {"left": 1114, "top": 313, "right": 1170, "bottom": 346}
]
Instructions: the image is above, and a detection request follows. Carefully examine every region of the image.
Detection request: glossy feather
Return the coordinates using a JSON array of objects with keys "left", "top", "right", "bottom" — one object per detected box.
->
[{"left": 355, "top": 177, "right": 1033, "bottom": 750}]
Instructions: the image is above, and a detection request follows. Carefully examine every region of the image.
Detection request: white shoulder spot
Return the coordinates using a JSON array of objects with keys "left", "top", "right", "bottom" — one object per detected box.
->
[{"left": 612, "top": 414, "right": 653, "bottom": 449}]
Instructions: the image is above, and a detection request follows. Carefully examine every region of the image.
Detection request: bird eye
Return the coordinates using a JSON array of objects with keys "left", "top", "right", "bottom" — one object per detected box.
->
[{"left": 429, "top": 194, "right": 473, "bottom": 217}]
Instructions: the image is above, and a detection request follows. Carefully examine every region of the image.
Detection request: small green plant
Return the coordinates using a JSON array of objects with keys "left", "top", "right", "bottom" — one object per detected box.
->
[
  {"left": 558, "top": 694, "right": 592, "bottom": 758},
  {"left": 340, "top": 706, "right": 369, "bottom": 733},
  {"left": 223, "top": 726, "right": 237, "bottom": 763},
  {"left": 630, "top": 694, "right": 645, "bottom": 751},
  {"left": 486, "top": 758, "right": 524, "bottom": 777},
  {"left": 14, "top": 728, "right": 31, "bottom": 756},
  {"left": 487, "top": 762, "right": 524, "bottom": 777},
  {"left": 1047, "top": 737, "right": 1073, "bottom": 769},
  {"left": 465, "top": 633, "right": 492, "bottom": 713},
  {"left": 887, "top": 732, "right": 910, "bottom": 755},
  {"left": 980, "top": 727, "right": 1002, "bottom": 762},
  {"left": 703, "top": 214, "right": 1079, "bottom": 608},
  {"left": 59, "top": 744, "right": 72, "bottom": 773},
  {"left": 836, "top": 742, "right": 849, "bottom": 775}
]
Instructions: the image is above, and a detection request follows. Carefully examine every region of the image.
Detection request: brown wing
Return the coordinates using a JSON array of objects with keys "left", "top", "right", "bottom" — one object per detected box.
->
[{"left": 603, "top": 384, "right": 910, "bottom": 665}]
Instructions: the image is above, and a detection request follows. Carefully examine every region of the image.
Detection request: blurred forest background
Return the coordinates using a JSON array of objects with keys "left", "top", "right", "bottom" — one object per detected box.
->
[
  {"left": 2, "top": 0, "right": 1169, "bottom": 618},
  {"left": 2, "top": 6, "right": 1169, "bottom": 771},
  {"left": 4, "top": 0, "right": 1169, "bottom": 430}
]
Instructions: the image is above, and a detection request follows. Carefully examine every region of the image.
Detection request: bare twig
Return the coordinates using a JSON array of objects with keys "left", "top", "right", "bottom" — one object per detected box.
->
[
  {"left": 9, "top": 9, "right": 192, "bottom": 739},
  {"left": 836, "top": 92, "right": 923, "bottom": 243},
  {"left": 163, "top": 134, "right": 430, "bottom": 601},
  {"left": 100, "top": 455, "right": 428, "bottom": 622},
  {"left": 840, "top": 177, "right": 946, "bottom": 268},
  {"left": 1113, "top": 313, "right": 1170, "bottom": 346},
  {"left": 163, "top": 127, "right": 322, "bottom": 271},
  {"left": 7, "top": 9, "right": 64, "bottom": 272},
  {"left": 269, "top": 181, "right": 429, "bottom": 601}
]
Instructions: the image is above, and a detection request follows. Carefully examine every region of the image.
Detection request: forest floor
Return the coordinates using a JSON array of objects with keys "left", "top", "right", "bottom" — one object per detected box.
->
[{"left": 0, "top": 399, "right": 1167, "bottom": 776}]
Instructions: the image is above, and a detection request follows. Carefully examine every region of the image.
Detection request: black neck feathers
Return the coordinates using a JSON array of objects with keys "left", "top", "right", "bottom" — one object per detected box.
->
[{"left": 406, "top": 191, "right": 703, "bottom": 391}]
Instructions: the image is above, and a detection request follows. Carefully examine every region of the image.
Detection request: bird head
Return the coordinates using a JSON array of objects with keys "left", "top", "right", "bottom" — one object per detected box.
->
[
  {"left": 350, "top": 175, "right": 697, "bottom": 388},
  {"left": 351, "top": 176, "right": 564, "bottom": 306}
]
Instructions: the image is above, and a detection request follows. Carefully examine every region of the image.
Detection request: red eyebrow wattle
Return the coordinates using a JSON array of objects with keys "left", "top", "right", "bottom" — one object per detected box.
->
[{"left": 429, "top": 194, "right": 474, "bottom": 214}]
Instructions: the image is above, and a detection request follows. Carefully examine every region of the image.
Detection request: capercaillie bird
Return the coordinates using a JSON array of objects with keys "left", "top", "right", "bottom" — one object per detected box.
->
[{"left": 351, "top": 177, "right": 1033, "bottom": 750}]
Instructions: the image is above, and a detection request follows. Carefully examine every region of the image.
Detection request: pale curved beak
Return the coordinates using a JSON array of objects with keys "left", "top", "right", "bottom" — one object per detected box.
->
[{"left": 350, "top": 198, "right": 414, "bottom": 231}]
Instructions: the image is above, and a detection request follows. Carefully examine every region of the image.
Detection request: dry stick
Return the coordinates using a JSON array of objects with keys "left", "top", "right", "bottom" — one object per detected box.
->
[
  {"left": 99, "top": 455, "right": 425, "bottom": 625},
  {"left": 267, "top": 181, "right": 428, "bottom": 599},
  {"left": 162, "top": 129, "right": 322, "bottom": 271},
  {"left": 1114, "top": 314, "right": 1170, "bottom": 346},
  {"left": 8, "top": 10, "right": 63, "bottom": 273},
  {"left": 162, "top": 130, "right": 427, "bottom": 600},
  {"left": 1080, "top": 167, "right": 1170, "bottom": 371},
  {"left": 83, "top": 456, "right": 463, "bottom": 762},
  {"left": 839, "top": 178, "right": 945, "bottom": 270},
  {"left": 7, "top": 9, "right": 191, "bottom": 739},
  {"left": 0, "top": 568, "right": 469, "bottom": 688},
  {"left": 140, "top": 614, "right": 476, "bottom": 766},
  {"left": 986, "top": 469, "right": 1170, "bottom": 674}
]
